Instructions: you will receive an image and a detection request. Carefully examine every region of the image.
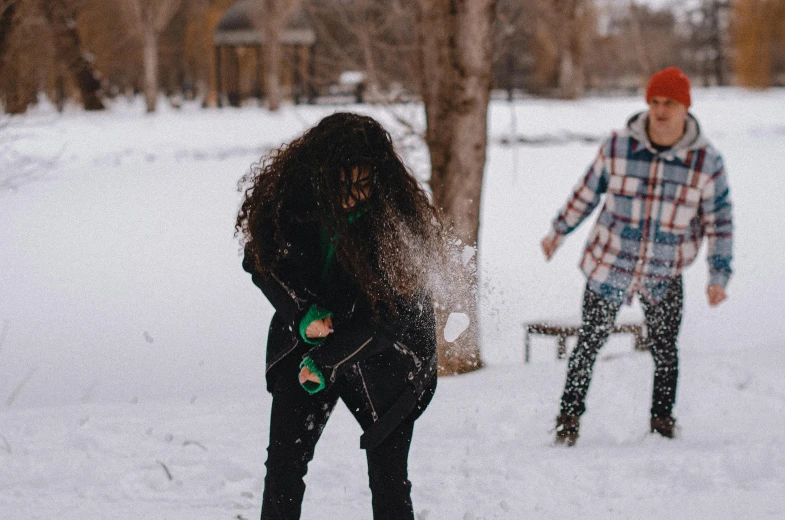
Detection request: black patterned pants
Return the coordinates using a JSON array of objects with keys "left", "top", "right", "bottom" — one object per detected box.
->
[{"left": 559, "top": 276, "right": 683, "bottom": 419}]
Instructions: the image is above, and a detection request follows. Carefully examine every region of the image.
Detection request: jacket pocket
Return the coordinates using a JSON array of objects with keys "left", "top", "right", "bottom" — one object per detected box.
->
[
  {"left": 327, "top": 336, "right": 375, "bottom": 383},
  {"left": 607, "top": 172, "right": 643, "bottom": 197},
  {"left": 606, "top": 173, "right": 643, "bottom": 228},
  {"left": 357, "top": 364, "right": 379, "bottom": 422},
  {"left": 659, "top": 182, "right": 701, "bottom": 233}
]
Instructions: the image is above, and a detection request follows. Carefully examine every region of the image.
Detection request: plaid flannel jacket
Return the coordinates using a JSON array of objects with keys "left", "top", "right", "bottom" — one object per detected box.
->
[{"left": 547, "top": 112, "right": 733, "bottom": 304}]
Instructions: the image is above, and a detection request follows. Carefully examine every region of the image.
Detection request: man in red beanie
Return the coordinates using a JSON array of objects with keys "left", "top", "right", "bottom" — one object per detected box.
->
[{"left": 541, "top": 66, "right": 734, "bottom": 445}]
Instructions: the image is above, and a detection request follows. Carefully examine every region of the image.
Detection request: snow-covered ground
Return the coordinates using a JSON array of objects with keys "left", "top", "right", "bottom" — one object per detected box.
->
[{"left": 1, "top": 90, "right": 784, "bottom": 519}]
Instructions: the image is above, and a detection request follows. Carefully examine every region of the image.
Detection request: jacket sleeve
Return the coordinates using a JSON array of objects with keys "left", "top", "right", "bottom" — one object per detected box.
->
[
  {"left": 303, "top": 322, "right": 391, "bottom": 388},
  {"left": 700, "top": 155, "right": 733, "bottom": 287},
  {"left": 242, "top": 247, "right": 310, "bottom": 325},
  {"left": 546, "top": 137, "right": 611, "bottom": 244},
  {"left": 302, "top": 292, "right": 429, "bottom": 390}
]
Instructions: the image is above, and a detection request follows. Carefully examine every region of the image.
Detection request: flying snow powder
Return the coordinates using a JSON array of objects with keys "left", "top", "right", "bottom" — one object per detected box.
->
[{"left": 462, "top": 245, "right": 476, "bottom": 267}]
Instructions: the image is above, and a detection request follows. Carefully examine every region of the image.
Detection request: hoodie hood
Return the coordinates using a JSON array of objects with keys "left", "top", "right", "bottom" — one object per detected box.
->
[{"left": 625, "top": 111, "right": 710, "bottom": 162}]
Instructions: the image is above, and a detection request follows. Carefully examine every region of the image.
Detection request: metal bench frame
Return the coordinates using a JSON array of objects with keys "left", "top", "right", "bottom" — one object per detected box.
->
[{"left": 523, "top": 322, "right": 648, "bottom": 363}]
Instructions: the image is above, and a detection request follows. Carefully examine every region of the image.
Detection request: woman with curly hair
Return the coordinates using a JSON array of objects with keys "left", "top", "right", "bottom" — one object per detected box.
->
[{"left": 236, "top": 112, "right": 442, "bottom": 519}]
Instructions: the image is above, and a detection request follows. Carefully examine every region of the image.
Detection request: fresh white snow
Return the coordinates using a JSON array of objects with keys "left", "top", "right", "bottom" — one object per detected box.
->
[{"left": 1, "top": 90, "right": 784, "bottom": 519}]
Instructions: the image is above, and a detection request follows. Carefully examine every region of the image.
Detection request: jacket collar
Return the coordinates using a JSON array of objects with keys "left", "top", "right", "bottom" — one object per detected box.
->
[{"left": 625, "top": 111, "right": 708, "bottom": 164}]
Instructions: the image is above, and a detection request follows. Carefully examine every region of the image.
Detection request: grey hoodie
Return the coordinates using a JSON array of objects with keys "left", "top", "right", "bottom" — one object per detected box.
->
[{"left": 624, "top": 111, "right": 713, "bottom": 163}]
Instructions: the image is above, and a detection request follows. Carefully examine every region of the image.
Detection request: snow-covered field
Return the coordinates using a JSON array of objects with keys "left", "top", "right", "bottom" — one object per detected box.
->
[{"left": 1, "top": 90, "right": 784, "bottom": 519}]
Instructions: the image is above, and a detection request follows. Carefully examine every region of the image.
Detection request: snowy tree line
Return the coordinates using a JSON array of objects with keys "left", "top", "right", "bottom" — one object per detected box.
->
[{"left": 1, "top": 0, "right": 785, "bottom": 115}]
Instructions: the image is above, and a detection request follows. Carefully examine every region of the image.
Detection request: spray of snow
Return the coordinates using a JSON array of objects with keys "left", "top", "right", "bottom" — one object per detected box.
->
[{"left": 376, "top": 210, "right": 477, "bottom": 351}]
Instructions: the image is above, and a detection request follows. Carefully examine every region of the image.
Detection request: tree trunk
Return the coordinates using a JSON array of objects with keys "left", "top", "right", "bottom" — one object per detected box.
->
[
  {"left": 556, "top": 0, "right": 585, "bottom": 99},
  {"left": 264, "top": 27, "right": 282, "bottom": 111},
  {"left": 252, "top": 0, "right": 302, "bottom": 111},
  {"left": 558, "top": 51, "right": 583, "bottom": 99},
  {"left": 1, "top": 1, "right": 37, "bottom": 114},
  {"left": 203, "top": 0, "right": 239, "bottom": 107},
  {"left": 416, "top": 0, "right": 496, "bottom": 375},
  {"left": 629, "top": 1, "right": 652, "bottom": 81},
  {"left": 40, "top": 0, "right": 104, "bottom": 110},
  {"left": 142, "top": 25, "right": 158, "bottom": 113},
  {"left": 732, "top": 0, "right": 774, "bottom": 87},
  {"left": 0, "top": 1, "right": 17, "bottom": 72},
  {"left": 121, "top": 0, "right": 182, "bottom": 113}
]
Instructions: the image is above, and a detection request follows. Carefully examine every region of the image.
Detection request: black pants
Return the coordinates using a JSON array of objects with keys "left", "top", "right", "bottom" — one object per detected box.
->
[
  {"left": 261, "top": 348, "right": 416, "bottom": 520},
  {"left": 560, "top": 276, "right": 683, "bottom": 419}
]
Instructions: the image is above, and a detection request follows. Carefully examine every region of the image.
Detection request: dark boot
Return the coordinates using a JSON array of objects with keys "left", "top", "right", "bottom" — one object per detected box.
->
[
  {"left": 650, "top": 416, "right": 676, "bottom": 438},
  {"left": 555, "top": 413, "right": 580, "bottom": 446}
]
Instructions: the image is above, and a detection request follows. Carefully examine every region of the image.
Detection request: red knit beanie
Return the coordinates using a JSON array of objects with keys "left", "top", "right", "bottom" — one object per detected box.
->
[{"left": 646, "top": 67, "right": 691, "bottom": 107}]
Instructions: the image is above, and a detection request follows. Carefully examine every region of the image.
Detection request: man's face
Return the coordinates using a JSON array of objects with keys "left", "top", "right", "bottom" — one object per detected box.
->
[{"left": 647, "top": 96, "right": 688, "bottom": 140}]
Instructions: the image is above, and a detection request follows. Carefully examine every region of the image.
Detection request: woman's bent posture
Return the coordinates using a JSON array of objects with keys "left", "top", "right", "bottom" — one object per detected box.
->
[{"left": 236, "top": 112, "right": 442, "bottom": 519}]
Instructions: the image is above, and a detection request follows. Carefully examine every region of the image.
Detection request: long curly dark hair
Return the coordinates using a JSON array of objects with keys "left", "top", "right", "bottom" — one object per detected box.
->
[{"left": 236, "top": 112, "right": 444, "bottom": 311}]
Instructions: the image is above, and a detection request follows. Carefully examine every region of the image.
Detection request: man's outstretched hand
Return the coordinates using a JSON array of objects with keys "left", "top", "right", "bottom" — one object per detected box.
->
[
  {"left": 541, "top": 236, "right": 558, "bottom": 261},
  {"left": 707, "top": 285, "right": 727, "bottom": 307}
]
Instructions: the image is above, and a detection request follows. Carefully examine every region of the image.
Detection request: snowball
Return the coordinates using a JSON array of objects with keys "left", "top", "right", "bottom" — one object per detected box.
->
[{"left": 443, "top": 312, "right": 470, "bottom": 343}]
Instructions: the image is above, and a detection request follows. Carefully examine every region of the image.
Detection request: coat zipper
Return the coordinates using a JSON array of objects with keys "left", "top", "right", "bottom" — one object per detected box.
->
[
  {"left": 395, "top": 341, "right": 422, "bottom": 368},
  {"left": 357, "top": 365, "right": 378, "bottom": 421},
  {"left": 271, "top": 272, "right": 305, "bottom": 310},
  {"left": 265, "top": 272, "right": 306, "bottom": 373},
  {"left": 329, "top": 336, "right": 374, "bottom": 383}
]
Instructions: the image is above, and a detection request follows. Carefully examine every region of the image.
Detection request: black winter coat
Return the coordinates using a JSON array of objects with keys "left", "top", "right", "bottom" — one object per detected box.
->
[{"left": 243, "top": 213, "right": 437, "bottom": 449}]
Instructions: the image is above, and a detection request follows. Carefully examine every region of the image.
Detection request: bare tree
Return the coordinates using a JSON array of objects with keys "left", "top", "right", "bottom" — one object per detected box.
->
[
  {"left": 415, "top": 0, "right": 497, "bottom": 375},
  {"left": 684, "top": 0, "right": 732, "bottom": 86},
  {"left": 122, "top": 0, "right": 184, "bottom": 112},
  {"left": 732, "top": 0, "right": 785, "bottom": 87},
  {"left": 627, "top": 0, "right": 653, "bottom": 78},
  {"left": 0, "top": 1, "right": 17, "bottom": 61},
  {"left": 523, "top": 0, "right": 595, "bottom": 97},
  {"left": 0, "top": 2, "right": 18, "bottom": 108},
  {"left": 305, "top": 0, "right": 420, "bottom": 101},
  {"left": 556, "top": 0, "right": 589, "bottom": 98},
  {"left": 249, "top": 0, "right": 302, "bottom": 111},
  {"left": 40, "top": 0, "right": 105, "bottom": 110},
  {"left": 493, "top": 0, "right": 532, "bottom": 97},
  {"left": 0, "top": 0, "right": 48, "bottom": 114},
  {"left": 585, "top": 2, "right": 688, "bottom": 91},
  {"left": 190, "top": 0, "right": 235, "bottom": 107},
  {"left": 531, "top": 0, "right": 594, "bottom": 98}
]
